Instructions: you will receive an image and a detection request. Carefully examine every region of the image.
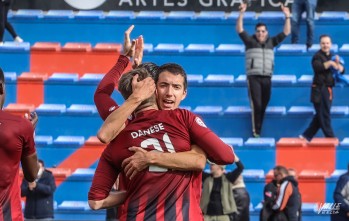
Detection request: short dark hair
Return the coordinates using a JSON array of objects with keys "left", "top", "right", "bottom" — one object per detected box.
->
[
  {"left": 0, "top": 67, "right": 4, "bottom": 83},
  {"left": 138, "top": 62, "right": 159, "bottom": 78},
  {"left": 38, "top": 159, "right": 45, "bottom": 167},
  {"left": 274, "top": 165, "right": 288, "bottom": 175},
  {"left": 255, "top": 23, "right": 268, "bottom": 31},
  {"left": 319, "top": 34, "right": 331, "bottom": 42},
  {"left": 155, "top": 63, "right": 188, "bottom": 90}
]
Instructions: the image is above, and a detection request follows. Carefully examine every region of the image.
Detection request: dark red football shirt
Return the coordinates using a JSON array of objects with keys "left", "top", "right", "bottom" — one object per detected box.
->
[
  {"left": 0, "top": 111, "right": 36, "bottom": 221},
  {"left": 89, "top": 109, "right": 234, "bottom": 221}
]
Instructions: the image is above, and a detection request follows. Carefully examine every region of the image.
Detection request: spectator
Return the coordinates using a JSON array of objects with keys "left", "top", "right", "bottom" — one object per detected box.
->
[
  {"left": 201, "top": 164, "right": 237, "bottom": 221},
  {"left": 291, "top": 0, "right": 318, "bottom": 49},
  {"left": 21, "top": 159, "right": 56, "bottom": 220},
  {"left": 272, "top": 166, "right": 301, "bottom": 221},
  {"left": 300, "top": 35, "right": 345, "bottom": 142},
  {"left": 0, "top": 67, "right": 38, "bottom": 221},
  {"left": 236, "top": 2, "right": 290, "bottom": 137},
  {"left": 231, "top": 154, "right": 250, "bottom": 221},
  {"left": 260, "top": 173, "right": 282, "bottom": 221},
  {"left": 0, "top": 0, "right": 23, "bottom": 45},
  {"left": 331, "top": 163, "right": 349, "bottom": 221}
]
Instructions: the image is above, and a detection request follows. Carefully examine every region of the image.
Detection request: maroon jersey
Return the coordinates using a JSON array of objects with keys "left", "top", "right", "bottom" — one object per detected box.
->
[
  {"left": 89, "top": 109, "right": 234, "bottom": 221},
  {"left": 0, "top": 111, "right": 36, "bottom": 221}
]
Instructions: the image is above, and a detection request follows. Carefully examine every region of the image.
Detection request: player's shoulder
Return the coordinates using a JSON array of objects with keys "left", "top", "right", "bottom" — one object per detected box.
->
[{"left": 0, "top": 111, "right": 31, "bottom": 126}]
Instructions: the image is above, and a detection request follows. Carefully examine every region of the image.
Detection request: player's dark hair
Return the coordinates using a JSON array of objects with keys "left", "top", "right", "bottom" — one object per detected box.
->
[
  {"left": 38, "top": 159, "right": 45, "bottom": 167},
  {"left": 155, "top": 63, "right": 188, "bottom": 90},
  {"left": 255, "top": 22, "right": 268, "bottom": 31},
  {"left": 138, "top": 62, "right": 159, "bottom": 78},
  {"left": 319, "top": 34, "right": 331, "bottom": 42},
  {"left": 274, "top": 165, "right": 288, "bottom": 175}
]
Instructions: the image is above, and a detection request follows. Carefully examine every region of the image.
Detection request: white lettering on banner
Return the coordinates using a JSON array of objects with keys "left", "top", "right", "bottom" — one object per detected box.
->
[
  {"left": 119, "top": 0, "right": 147, "bottom": 6},
  {"left": 164, "top": 0, "right": 174, "bottom": 6},
  {"left": 230, "top": 0, "right": 243, "bottom": 7},
  {"left": 262, "top": 0, "right": 293, "bottom": 7},
  {"left": 218, "top": 0, "right": 228, "bottom": 7},
  {"left": 178, "top": 0, "right": 187, "bottom": 7},
  {"left": 200, "top": 0, "right": 212, "bottom": 7},
  {"left": 130, "top": 123, "right": 165, "bottom": 139},
  {"left": 64, "top": 0, "right": 106, "bottom": 10},
  {"left": 119, "top": 0, "right": 132, "bottom": 6}
]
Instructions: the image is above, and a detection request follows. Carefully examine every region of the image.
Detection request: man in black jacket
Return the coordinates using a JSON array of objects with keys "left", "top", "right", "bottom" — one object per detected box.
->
[
  {"left": 300, "top": 35, "right": 345, "bottom": 141},
  {"left": 21, "top": 159, "right": 56, "bottom": 220}
]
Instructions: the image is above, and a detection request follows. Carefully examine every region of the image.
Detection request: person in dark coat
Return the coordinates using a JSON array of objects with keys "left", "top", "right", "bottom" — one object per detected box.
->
[{"left": 21, "top": 159, "right": 56, "bottom": 220}]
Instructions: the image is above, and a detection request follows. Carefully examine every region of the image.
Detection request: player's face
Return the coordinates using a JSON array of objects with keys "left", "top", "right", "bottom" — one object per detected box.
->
[
  {"left": 156, "top": 71, "right": 187, "bottom": 110},
  {"left": 255, "top": 26, "right": 268, "bottom": 43},
  {"left": 273, "top": 170, "right": 283, "bottom": 183},
  {"left": 320, "top": 36, "right": 332, "bottom": 54}
]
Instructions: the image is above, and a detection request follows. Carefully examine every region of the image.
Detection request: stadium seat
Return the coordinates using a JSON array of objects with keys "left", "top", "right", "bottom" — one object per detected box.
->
[
  {"left": 154, "top": 43, "right": 184, "bottom": 53},
  {"left": 79, "top": 73, "right": 104, "bottom": 84},
  {"left": 234, "top": 75, "right": 247, "bottom": 86},
  {"left": 143, "top": 43, "right": 154, "bottom": 53},
  {"left": 184, "top": 44, "right": 215, "bottom": 53},
  {"left": 62, "top": 43, "right": 92, "bottom": 52},
  {"left": 319, "top": 11, "right": 348, "bottom": 21},
  {"left": 277, "top": 44, "right": 307, "bottom": 53},
  {"left": 57, "top": 201, "right": 90, "bottom": 211},
  {"left": 69, "top": 168, "right": 95, "bottom": 180},
  {"left": 4, "top": 103, "right": 35, "bottom": 117},
  {"left": 17, "top": 72, "right": 48, "bottom": 106},
  {"left": 308, "top": 44, "right": 338, "bottom": 53},
  {"left": 36, "top": 104, "right": 67, "bottom": 115},
  {"left": 287, "top": 106, "right": 314, "bottom": 115},
  {"left": 266, "top": 106, "right": 286, "bottom": 115},
  {"left": 224, "top": 106, "right": 251, "bottom": 116},
  {"left": 244, "top": 138, "right": 275, "bottom": 147},
  {"left": 297, "top": 75, "right": 313, "bottom": 86},
  {"left": 4, "top": 72, "right": 17, "bottom": 105},
  {"left": 44, "top": 10, "right": 74, "bottom": 19},
  {"left": 74, "top": 10, "right": 104, "bottom": 20},
  {"left": 92, "top": 43, "right": 122, "bottom": 52},
  {"left": 203, "top": 74, "right": 234, "bottom": 86},
  {"left": 271, "top": 74, "right": 297, "bottom": 86},
  {"left": 298, "top": 170, "right": 328, "bottom": 203},
  {"left": 46, "top": 73, "right": 79, "bottom": 83},
  {"left": 339, "top": 44, "right": 349, "bottom": 53},
  {"left": 330, "top": 106, "right": 349, "bottom": 116},
  {"left": 325, "top": 169, "right": 347, "bottom": 202},
  {"left": 35, "top": 135, "right": 54, "bottom": 146},
  {"left": 166, "top": 11, "right": 195, "bottom": 20},
  {"left": 196, "top": 11, "right": 225, "bottom": 21},
  {"left": 66, "top": 104, "right": 97, "bottom": 115},
  {"left": 187, "top": 74, "right": 204, "bottom": 86},
  {"left": 220, "top": 137, "right": 244, "bottom": 147},
  {"left": 215, "top": 44, "right": 245, "bottom": 54},
  {"left": 193, "top": 106, "right": 223, "bottom": 116},
  {"left": 227, "top": 12, "right": 256, "bottom": 20},
  {"left": 31, "top": 42, "right": 61, "bottom": 51},
  {"left": 53, "top": 136, "right": 85, "bottom": 147},
  {"left": 105, "top": 11, "right": 135, "bottom": 20},
  {"left": 258, "top": 11, "right": 285, "bottom": 21},
  {"left": 12, "top": 9, "right": 44, "bottom": 19},
  {"left": 136, "top": 11, "right": 165, "bottom": 20},
  {"left": 243, "top": 169, "right": 265, "bottom": 206},
  {"left": 0, "top": 42, "right": 30, "bottom": 52}
]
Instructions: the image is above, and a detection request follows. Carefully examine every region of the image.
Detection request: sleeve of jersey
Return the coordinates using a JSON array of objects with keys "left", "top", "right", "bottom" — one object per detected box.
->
[
  {"left": 185, "top": 111, "right": 235, "bottom": 165},
  {"left": 88, "top": 149, "right": 119, "bottom": 201},
  {"left": 21, "top": 119, "right": 36, "bottom": 157},
  {"left": 94, "top": 55, "right": 130, "bottom": 121},
  {"left": 272, "top": 181, "right": 293, "bottom": 211}
]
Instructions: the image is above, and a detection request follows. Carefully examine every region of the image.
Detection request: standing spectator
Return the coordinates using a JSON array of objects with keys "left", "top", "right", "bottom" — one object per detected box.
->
[
  {"left": 300, "top": 35, "right": 345, "bottom": 142},
  {"left": 201, "top": 164, "right": 237, "bottom": 221},
  {"left": 272, "top": 166, "right": 301, "bottom": 221},
  {"left": 236, "top": 3, "right": 290, "bottom": 137},
  {"left": 0, "top": 0, "right": 23, "bottom": 45},
  {"left": 331, "top": 163, "right": 349, "bottom": 221},
  {"left": 0, "top": 67, "right": 39, "bottom": 221},
  {"left": 231, "top": 154, "right": 250, "bottom": 221},
  {"left": 260, "top": 173, "right": 282, "bottom": 221},
  {"left": 21, "top": 159, "right": 56, "bottom": 220},
  {"left": 291, "top": 0, "right": 318, "bottom": 49}
]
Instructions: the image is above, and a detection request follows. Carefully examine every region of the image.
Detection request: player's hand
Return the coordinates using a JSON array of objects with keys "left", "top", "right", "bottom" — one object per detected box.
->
[
  {"left": 281, "top": 4, "right": 290, "bottom": 17},
  {"left": 122, "top": 146, "right": 150, "bottom": 180},
  {"left": 335, "top": 55, "right": 340, "bottom": 63},
  {"left": 123, "top": 25, "right": 135, "bottom": 57},
  {"left": 239, "top": 3, "right": 247, "bottom": 13},
  {"left": 131, "top": 74, "right": 155, "bottom": 102},
  {"left": 28, "top": 181, "right": 36, "bottom": 191},
  {"left": 234, "top": 153, "right": 240, "bottom": 162},
  {"left": 25, "top": 111, "right": 38, "bottom": 129},
  {"left": 132, "top": 35, "right": 144, "bottom": 69}
]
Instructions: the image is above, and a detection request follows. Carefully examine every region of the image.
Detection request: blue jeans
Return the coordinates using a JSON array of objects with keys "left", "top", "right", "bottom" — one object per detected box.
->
[{"left": 291, "top": 0, "right": 317, "bottom": 47}]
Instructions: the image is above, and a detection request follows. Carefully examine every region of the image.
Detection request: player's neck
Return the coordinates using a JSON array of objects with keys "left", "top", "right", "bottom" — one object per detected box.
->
[{"left": 135, "top": 104, "right": 159, "bottom": 116}]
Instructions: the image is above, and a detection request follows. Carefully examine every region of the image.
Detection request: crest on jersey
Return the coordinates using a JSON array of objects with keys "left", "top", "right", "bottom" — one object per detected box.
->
[{"left": 195, "top": 117, "right": 207, "bottom": 128}]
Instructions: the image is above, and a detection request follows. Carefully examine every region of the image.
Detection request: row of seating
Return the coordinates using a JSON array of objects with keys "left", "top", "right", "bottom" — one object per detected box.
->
[{"left": 8, "top": 10, "right": 349, "bottom": 21}]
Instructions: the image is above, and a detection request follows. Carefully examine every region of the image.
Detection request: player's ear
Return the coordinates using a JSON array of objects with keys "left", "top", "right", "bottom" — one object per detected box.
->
[{"left": 181, "top": 90, "right": 187, "bottom": 101}]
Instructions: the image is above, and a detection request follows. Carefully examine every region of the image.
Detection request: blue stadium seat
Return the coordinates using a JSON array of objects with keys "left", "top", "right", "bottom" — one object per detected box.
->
[
  {"left": 325, "top": 169, "right": 347, "bottom": 202},
  {"left": 243, "top": 169, "right": 265, "bottom": 179},
  {"left": 35, "top": 136, "right": 54, "bottom": 146},
  {"left": 105, "top": 11, "right": 135, "bottom": 20},
  {"left": 266, "top": 106, "right": 286, "bottom": 115},
  {"left": 154, "top": 44, "right": 184, "bottom": 53},
  {"left": 301, "top": 203, "right": 317, "bottom": 212},
  {"left": 136, "top": 11, "right": 165, "bottom": 20},
  {"left": 3, "top": 72, "right": 17, "bottom": 106},
  {"left": 287, "top": 106, "right": 314, "bottom": 115},
  {"left": 277, "top": 44, "right": 307, "bottom": 53},
  {"left": 46, "top": 73, "right": 79, "bottom": 83},
  {"left": 224, "top": 106, "right": 251, "bottom": 116},
  {"left": 330, "top": 106, "right": 349, "bottom": 116},
  {"left": 12, "top": 9, "right": 44, "bottom": 19},
  {"left": 234, "top": 75, "right": 247, "bottom": 86},
  {"left": 74, "top": 11, "right": 104, "bottom": 20},
  {"left": 227, "top": 12, "right": 256, "bottom": 20},
  {"left": 44, "top": 10, "right": 74, "bottom": 20},
  {"left": 196, "top": 11, "right": 225, "bottom": 21},
  {"left": 215, "top": 44, "right": 245, "bottom": 54},
  {"left": 193, "top": 106, "right": 223, "bottom": 116},
  {"left": 244, "top": 138, "right": 275, "bottom": 147},
  {"left": 319, "top": 11, "right": 348, "bottom": 21},
  {"left": 297, "top": 75, "right": 313, "bottom": 86},
  {"left": 36, "top": 104, "right": 67, "bottom": 115},
  {"left": 258, "top": 11, "right": 285, "bottom": 21},
  {"left": 143, "top": 43, "right": 154, "bottom": 54},
  {"left": 66, "top": 104, "right": 97, "bottom": 115},
  {"left": 340, "top": 138, "right": 349, "bottom": 147},
  {"left": 339, "top": 44, "right": 349, "bottom": 53},
  {"left": 220, "top": 137, "right": 244, "bottom": 147},
  {"left": 166, "top": 11, "right": 195, "bottom": 20},
  {"left": 184, "top": 44, "right": 215, "bottom": 54},
  {"left": 272, "top": 74, "right": 297, "bottom": 86},
  {"left": 57, "top": 201, "right": 90, "bottom": 211},
  {"left": 187, "top": 74, "right": 204, "bottom": 86},
  {"left": 4, "top": 71, "right": 16, "bottom": 80},
  {"left": 69, "top": 168, "right": 95, "bottom": 181},
  {"left": 0, "top": 42, "right": 30, "bottom": 52},
  {"left": 79, "top": 73, "right": 104, "bottom": 84},
  {"left": 203, "top": 74, "right": 234, "bottom": 86},
  {"left": 179, "top": 106, "right": 191, "bottom": 111},
  {"left": 53, "top": 136, "right": 85, "bottom": 146},
  {"left": 308, "top": 44, "right": 338, "bottom": 53}
]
